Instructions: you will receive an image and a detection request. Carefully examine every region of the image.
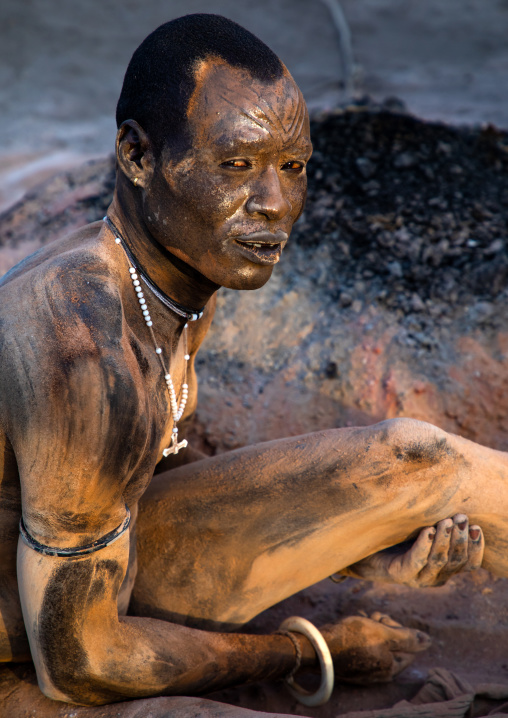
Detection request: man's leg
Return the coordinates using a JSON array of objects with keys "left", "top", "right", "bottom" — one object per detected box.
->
[{"left": 131, "top": 418, "right": 508, "bottom": 628}]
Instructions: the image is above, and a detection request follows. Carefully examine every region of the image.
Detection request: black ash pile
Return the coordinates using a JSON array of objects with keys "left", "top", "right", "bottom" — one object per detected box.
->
[{"left": 292, "top": 106, "right": 508, "bottom": 315}]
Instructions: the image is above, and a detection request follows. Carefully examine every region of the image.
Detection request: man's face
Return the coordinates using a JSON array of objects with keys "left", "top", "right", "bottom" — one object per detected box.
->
[{"left": 143, "top": 60, "right": 312, "bottom": 290}]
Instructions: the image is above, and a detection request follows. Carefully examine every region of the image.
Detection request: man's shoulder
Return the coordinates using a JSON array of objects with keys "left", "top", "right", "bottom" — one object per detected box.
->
[
  {"left": 0, "top": 227, "right": 139, "bottom": 431},
  {"left": 37, "top": 248, "right": 123, "bottom": 336},
  {"left": 0, "top": 224, "right": 124, "bottom": 350},
  {"left": 0, "top": 225, "right": 132, "bottom": 417}
]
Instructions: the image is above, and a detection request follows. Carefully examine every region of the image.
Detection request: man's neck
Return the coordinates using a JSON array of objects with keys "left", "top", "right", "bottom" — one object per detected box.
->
[{"left": 107, "top": 192, "right": 219, "bottom": 311}]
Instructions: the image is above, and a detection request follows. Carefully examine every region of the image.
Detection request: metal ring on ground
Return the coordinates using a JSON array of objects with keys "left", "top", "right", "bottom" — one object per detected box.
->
[{"left": 278, "top": 616, "right": 334, "bottom": 707}]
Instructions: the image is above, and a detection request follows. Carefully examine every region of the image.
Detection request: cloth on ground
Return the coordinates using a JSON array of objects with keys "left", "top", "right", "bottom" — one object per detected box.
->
[{"left": 336, "top": 668, "right": 508, "bottom": 718}]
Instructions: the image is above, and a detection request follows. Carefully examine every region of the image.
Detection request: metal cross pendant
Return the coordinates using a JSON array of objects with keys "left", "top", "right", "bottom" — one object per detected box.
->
[{"left": 162, "top": 432, "right": 188, "bottom": 457}]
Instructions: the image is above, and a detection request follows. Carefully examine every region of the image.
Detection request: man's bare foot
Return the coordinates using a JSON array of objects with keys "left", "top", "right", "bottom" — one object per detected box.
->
[
  {"left": 320, "top": 613, "right": 431, "bottom": 684},
  {"left": 336, "top": 514, "right": 484, "bottom": 587}
]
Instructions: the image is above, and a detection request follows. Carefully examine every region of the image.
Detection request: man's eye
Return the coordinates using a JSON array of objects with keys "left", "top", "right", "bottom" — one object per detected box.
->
[
  {"left": 221, "top": 159, "right": 251, "bottom": 168},
  {"left": 282, "top": 161, "right": 304, "bottom": 171}
]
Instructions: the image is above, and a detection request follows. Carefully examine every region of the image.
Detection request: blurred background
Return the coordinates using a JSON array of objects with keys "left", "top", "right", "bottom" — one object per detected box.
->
[{"left": 1, "top": 0, "right": 507, "bottom": 212}]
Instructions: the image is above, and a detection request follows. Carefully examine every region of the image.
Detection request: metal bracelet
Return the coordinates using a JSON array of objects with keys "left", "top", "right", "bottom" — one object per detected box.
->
[
  {"left": 278, "top": 616, "right": 334, "bottom": 707},
  {"left": 19, "top": 507, "right": 131, "bottom": 557}
]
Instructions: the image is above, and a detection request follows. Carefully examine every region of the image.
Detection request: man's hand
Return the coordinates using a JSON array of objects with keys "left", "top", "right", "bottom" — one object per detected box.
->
[
  {"left": 320, "top": 613, "right": 431, "bottom": 684},
  {"left": 338, "top": 514, "right": 484, "bottom": 587}
]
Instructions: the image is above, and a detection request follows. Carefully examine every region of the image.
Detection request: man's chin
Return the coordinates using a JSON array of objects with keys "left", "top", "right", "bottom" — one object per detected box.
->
[{"left": 222, "top": 264, "right": 275, "bottom": 291}]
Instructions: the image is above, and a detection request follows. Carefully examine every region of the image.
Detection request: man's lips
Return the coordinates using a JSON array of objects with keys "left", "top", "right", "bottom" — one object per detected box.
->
[{"left": 232, "top": 230, "right": 288, "bottom": 265}]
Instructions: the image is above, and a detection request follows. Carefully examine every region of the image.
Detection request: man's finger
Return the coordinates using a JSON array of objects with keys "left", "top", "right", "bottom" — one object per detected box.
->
[
  {"left": 397, "top": 526, "right": 435, "bottom": 580},
  {"left": 462, "top": 525, "right": 484, "bottom": 571},
  {"left": 417, "top": 517, "right": 453, "bottom": 586},
  {"left": 446, "top": 513, "right": 470, "bottom": 571}
]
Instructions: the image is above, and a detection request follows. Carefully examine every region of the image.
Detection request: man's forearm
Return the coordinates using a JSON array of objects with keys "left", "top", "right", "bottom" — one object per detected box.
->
[
  {"left": 109, "top": 617, "right": 316, "bottom": 701},
  {"left": 18, "top": 534, "right": 316, "bottom": 706},
  {"left": 51, "top": 616, "right": 315, "bottom": 705}
]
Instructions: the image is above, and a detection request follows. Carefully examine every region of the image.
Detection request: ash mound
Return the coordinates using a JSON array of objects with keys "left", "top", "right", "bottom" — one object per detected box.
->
[{"left": 294, "top": 107, "right": 508, "bottom": 313}]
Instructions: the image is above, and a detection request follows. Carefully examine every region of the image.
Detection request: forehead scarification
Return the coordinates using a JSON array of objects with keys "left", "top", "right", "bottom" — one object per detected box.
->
[
  {"left": 217, "top": 81, "right": 307, "bottom": 150},
  {"left": 187, "top": 57, "right": 308, "bottom": 151}
]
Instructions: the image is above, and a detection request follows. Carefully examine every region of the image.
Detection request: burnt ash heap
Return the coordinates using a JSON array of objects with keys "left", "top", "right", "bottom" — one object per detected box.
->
[{"left": 291, "top": 107, "right": 508, "bottom": 312}]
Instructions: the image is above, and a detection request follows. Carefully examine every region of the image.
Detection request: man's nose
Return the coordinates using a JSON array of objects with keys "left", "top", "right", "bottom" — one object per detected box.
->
[{"left": 245, "top": 167, "right": 292, "bottom": 220}]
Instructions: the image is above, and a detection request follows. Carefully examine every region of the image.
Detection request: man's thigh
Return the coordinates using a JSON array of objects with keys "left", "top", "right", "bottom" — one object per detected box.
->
[{"left": 131, "top": 420, "right": 466, "bottom": 629}]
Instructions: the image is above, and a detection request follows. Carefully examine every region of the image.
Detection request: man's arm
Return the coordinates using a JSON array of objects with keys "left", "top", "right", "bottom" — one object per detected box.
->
[
  {"left": 17, "top": 520, "right": 430, "bottom": 705},
  {"left": 17, "top": 518, "right": 311, "bottom": 705},
  {"left": 6, "top": 276, "right": 301, "bottom": 704}
]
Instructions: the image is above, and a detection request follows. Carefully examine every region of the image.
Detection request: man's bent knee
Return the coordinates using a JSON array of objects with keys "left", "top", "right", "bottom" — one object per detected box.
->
[{"left": 368, "top": 418, "right": 454, "bottom": 470}]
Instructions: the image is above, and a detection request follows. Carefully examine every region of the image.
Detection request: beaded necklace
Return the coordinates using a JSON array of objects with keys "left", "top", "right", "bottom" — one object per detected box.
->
[{"left": 104, "top": 216, "right": 203, "bottom": 456}]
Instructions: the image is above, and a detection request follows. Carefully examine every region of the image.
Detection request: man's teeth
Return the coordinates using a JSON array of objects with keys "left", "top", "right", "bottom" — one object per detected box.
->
[{"left": 240, "top": 241, "right": 278, "bottom": 249}]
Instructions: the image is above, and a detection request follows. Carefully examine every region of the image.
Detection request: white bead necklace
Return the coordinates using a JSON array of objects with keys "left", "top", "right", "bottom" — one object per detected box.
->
[
  {"left": 105, "top": 217, "right": 200, "bottom": 457},
  {"left": 126, "top": 263, "right": 190, "bottom": 456}
]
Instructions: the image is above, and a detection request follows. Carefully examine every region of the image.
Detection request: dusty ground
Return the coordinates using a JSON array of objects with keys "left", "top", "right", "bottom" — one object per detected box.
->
[{"left": 1, "top": 105, "right": 508, "bottom": 716}]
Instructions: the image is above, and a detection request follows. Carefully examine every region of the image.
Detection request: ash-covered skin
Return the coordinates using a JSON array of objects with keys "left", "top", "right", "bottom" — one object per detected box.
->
[
  {"left": 0, "top": 50, "right": 506, "bottom": 709},
  {"left": 114, "top": 59, "right": 312, "bottom": 300}
]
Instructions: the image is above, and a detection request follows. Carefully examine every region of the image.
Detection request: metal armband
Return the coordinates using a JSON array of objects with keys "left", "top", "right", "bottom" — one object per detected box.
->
[{"left": 19, "top": 507, "right": 131, "bottom": 557}]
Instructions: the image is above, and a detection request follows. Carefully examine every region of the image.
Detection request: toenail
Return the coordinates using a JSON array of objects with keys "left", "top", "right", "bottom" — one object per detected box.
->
[
  {"left": 469, "top": 528, "right": 480, "bottom": 540},
  {"left": 446, "top": 526, "right": 453, "bottom": 535},
  {"left": 457, "top": 521, "right": 467, "bottom": 531}
]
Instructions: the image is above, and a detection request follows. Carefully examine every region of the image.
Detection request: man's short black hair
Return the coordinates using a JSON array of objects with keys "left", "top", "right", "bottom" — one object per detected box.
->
[{"left": 116, "top": 14, "right": 285, "bottom": 156}]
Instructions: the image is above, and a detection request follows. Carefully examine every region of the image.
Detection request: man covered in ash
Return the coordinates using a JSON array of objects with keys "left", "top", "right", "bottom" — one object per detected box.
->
[{"left": 1, "top": 14, "right": 500, "bottom": 708}]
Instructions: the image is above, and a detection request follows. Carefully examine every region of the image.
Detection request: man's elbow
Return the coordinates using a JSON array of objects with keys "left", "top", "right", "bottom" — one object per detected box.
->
[{"left": 35, "top": 658, "right": 125, "bottom": 706}]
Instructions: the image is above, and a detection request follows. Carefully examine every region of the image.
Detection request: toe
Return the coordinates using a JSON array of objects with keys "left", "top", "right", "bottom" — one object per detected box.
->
[
  {"left": 382, "top": 623, "right": 431, "bottom": 654},
  {"left": 370, "top": 612, "right": 401, "bottom": 628}
]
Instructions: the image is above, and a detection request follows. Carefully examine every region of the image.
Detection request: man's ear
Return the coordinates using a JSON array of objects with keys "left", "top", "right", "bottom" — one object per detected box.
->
[{"left": 116, "top": 120, "right": 155, "bottom": 189}]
